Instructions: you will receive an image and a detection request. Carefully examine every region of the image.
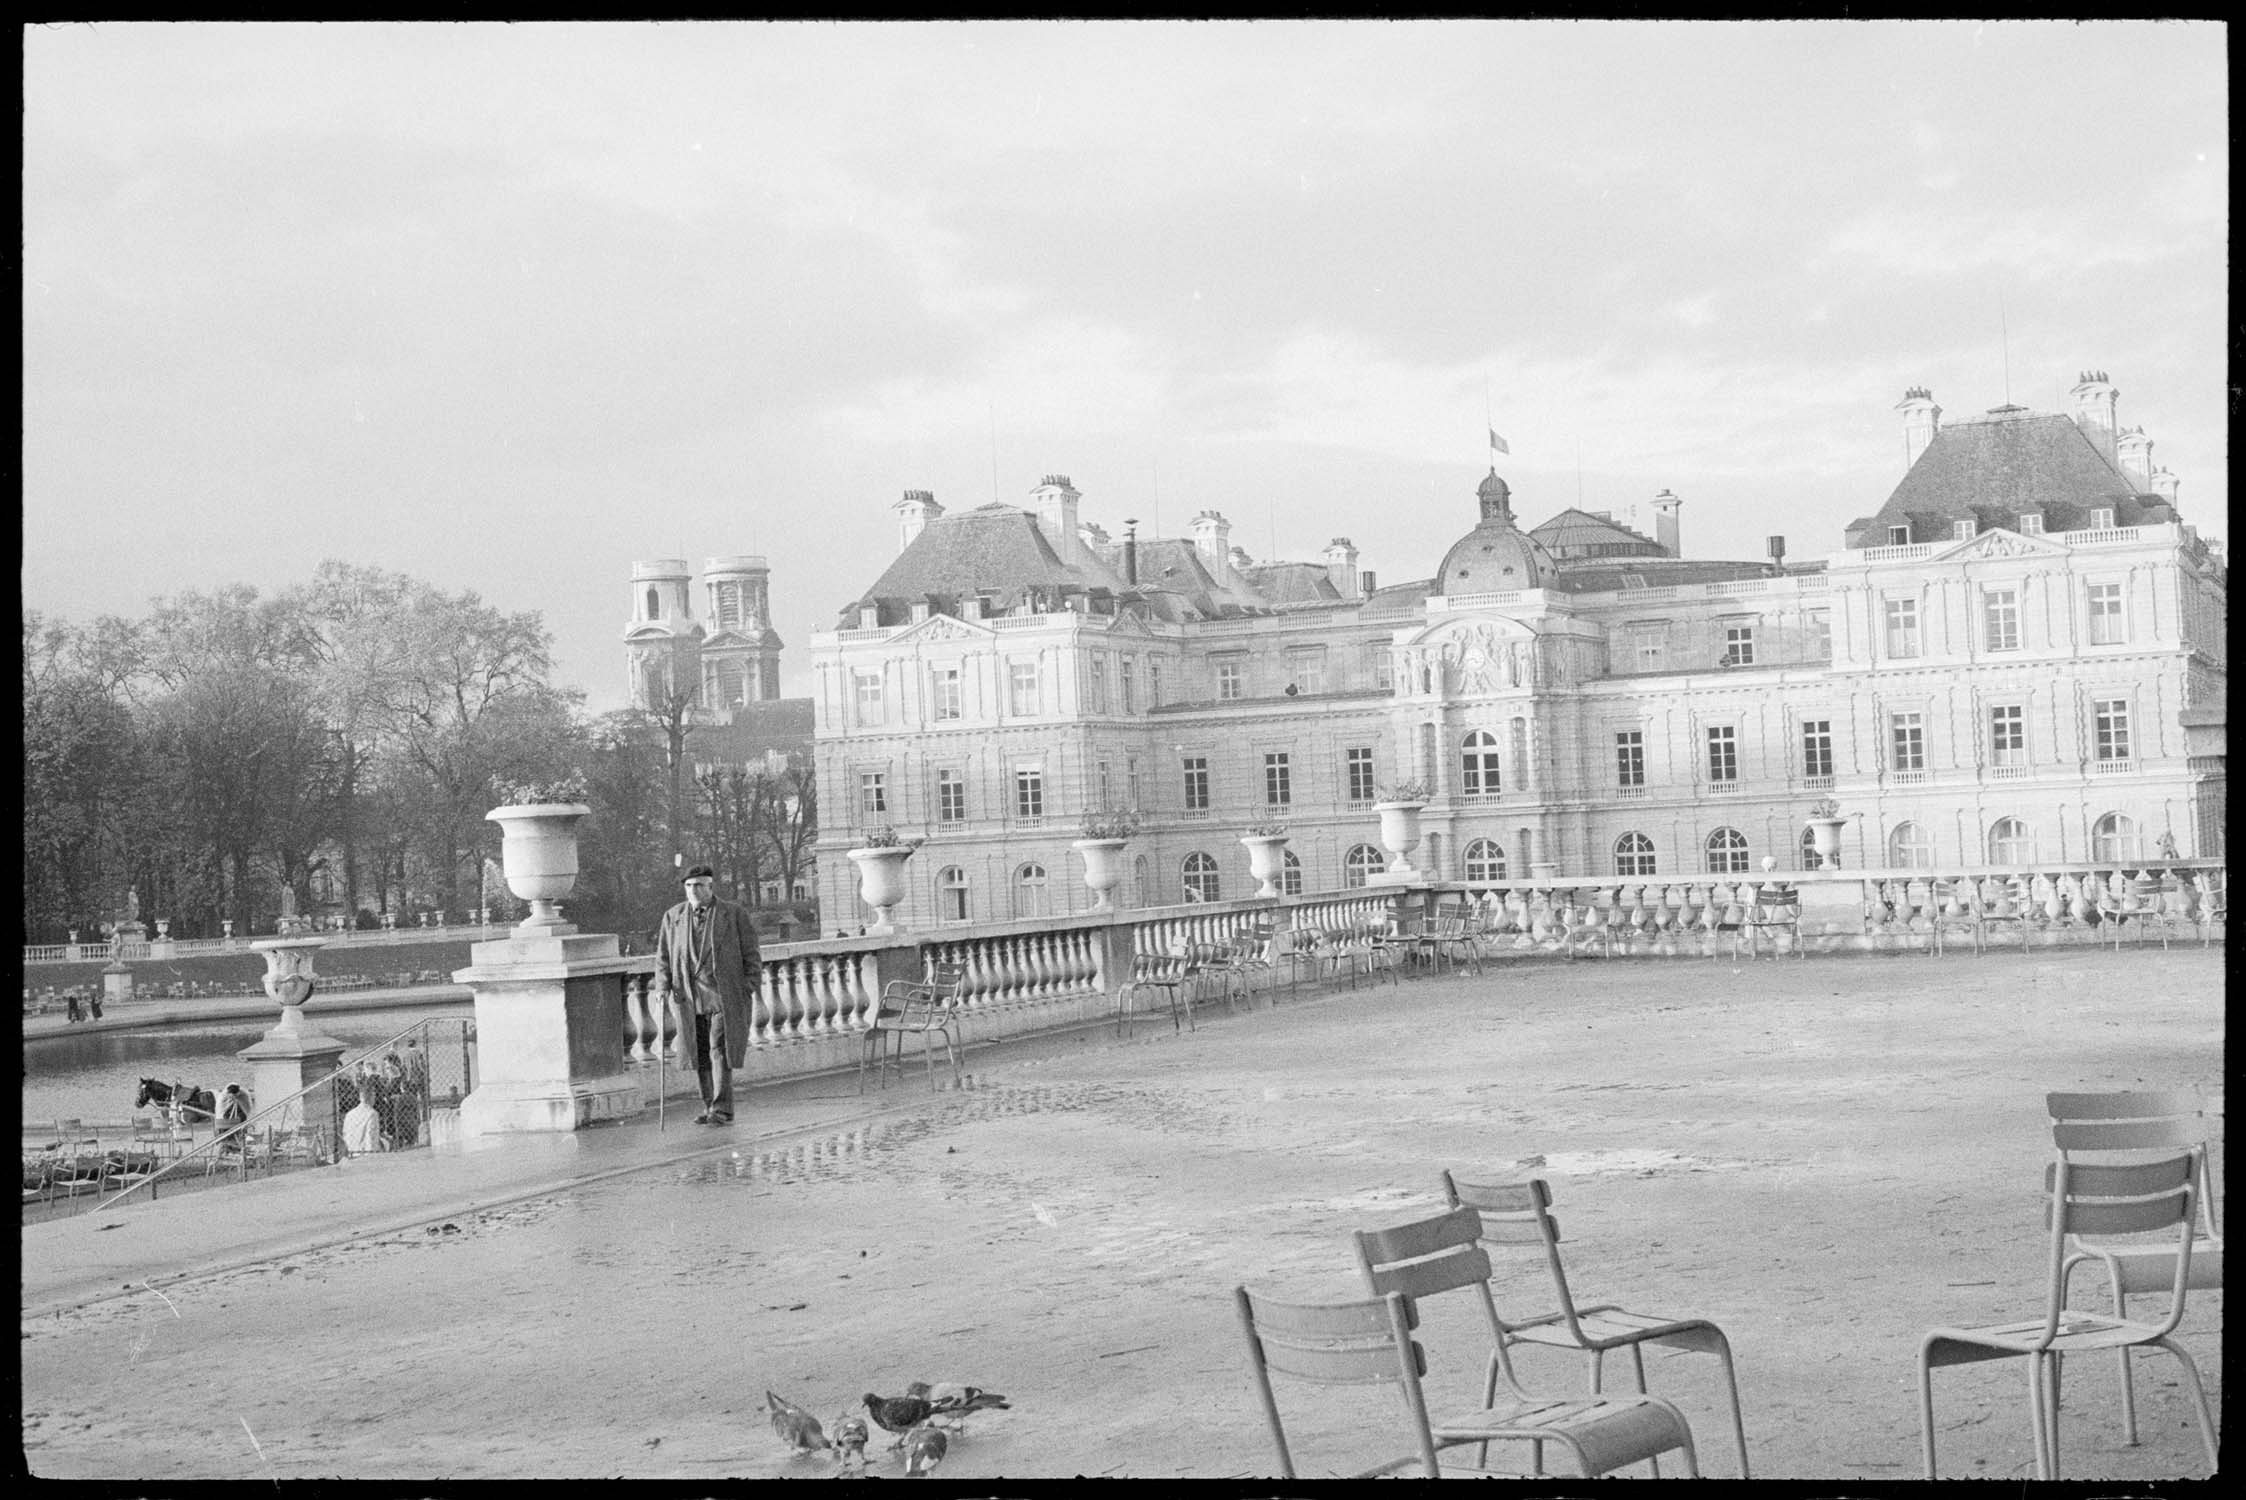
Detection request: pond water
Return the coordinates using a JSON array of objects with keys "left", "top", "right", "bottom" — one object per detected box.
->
[{"left": 22, "top": 1003, "right": 473, "bottom": 1130}]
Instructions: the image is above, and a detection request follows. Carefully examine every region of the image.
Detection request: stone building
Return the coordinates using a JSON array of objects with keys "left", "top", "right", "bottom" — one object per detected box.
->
[{"left": 809, "top": 374, "right": 2226, "bottom": 929}]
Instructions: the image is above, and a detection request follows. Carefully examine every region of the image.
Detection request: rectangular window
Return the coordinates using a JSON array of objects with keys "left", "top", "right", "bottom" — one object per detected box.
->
[
  {"left": 1634, "top": 626, "right": 1666, "bottom": 671},
  {"left": 1264, "top": 752, "right": 1291, "bottom": 808},
  {"left": 1722, "top": 624, "right": 1756, "bottom": 666},
  {"left": 1887, "top": 524, "right": 1911, "bottom": 546},
  {"left": 2089, "top": 507, "right": 2115, "bottom": 530},
  {"left": 929, "top": 664, "right": 961, "bottom": 721},
  {"left": 1345, "top": 747, "right": 1377, "bottom": 804},
  {"left": 2093, "top": 699, "right": 2131, "bottom": 762},
  {"left": 1087, "top": 656, "right": 1108, "bottom": 714},
  {"left": 1989, "top": 704, "right": 2025, "bottom": 767},
  {"left": 1288, "top": 649, "right": 1326, "bottom": 695},
  {"left": 2019, "top": 512, "right": 2045, "bottom": 535},
  {"left": 1953, "top": 519, "right": 1976, "bottom": 540},
  {"left": 1216, "top": 659, "right": 1245, "bottom": 701},
  {"left": 1120, "top": 657, "right": 1137, "bottom": 713},
  {"left": 1801, "top": 720, "right": 1833, "bottom": 780},
  {"left": 1706, "top": 726, "right": 1737, "bottom": 783},
  {"left": 1125, "top": 757, "right": 1140, "bottom": 809},
  {"left": 858, "top": 772, "right": 887, "bottom": 818},
  {"left": 1615, "top": 730, "right": 1645, "bottom": 788},
  {"left": 1808, "top": 610, "right": 1831, "bottom": 660},
  {"left": 936, "top": 770, "right": 965, "bottom": 825},
  {"left": 1181, "top": 756, "right": 1210, "bottom": 812},
  {"left": 1890, "top": 711, "right": 1925, "bottom": 772},
  {"left": 1097, "top": 760, "right": 1112, "bottom": 808},
  {"left": 2087, "top": 582, "right": 2124, "bottom": 645},
  {"left": 853, "top": 670, "right": 884, "bottom": 727},
  {"left": 1883, "top": 597, "right": 1920, "bottom": 658},
  {"left": 1367, "top": 643, "right": 1394, "bottom": 692},
  {"left": 1014, "top": 768, "right": 1044, "bottom": 820},
  {"left": 1983, "top": 588, "right": 2020, "bottom": 652},
  {"left": 1148, "top": 657, "right": 1165, "bottom": 706},
  {"left": 1007, "top": 661, "right": 1039, "bottom": 717}
]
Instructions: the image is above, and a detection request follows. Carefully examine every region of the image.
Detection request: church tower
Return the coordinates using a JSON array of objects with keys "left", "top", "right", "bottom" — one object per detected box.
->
[
  {"left": 624, "top": 559, "right": 704, "bottom": 713},
  {"left": 699, "top": 555, "right": 785, "bottom": 711}
]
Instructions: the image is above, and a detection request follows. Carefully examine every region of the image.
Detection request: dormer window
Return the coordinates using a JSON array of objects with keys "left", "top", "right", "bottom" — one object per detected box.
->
[
  {"left": 2088, "top": 507, "right": 2115, "bottom": 530},
  {"left": 1953, "top": 519, "right": 1976, "bottom": 541},
  {"left": 2018, "top": 512, "right": 2045, "bottom": 535},
  {"left": 1886, "top": 524, "right": 1911, "bottom": 546}
]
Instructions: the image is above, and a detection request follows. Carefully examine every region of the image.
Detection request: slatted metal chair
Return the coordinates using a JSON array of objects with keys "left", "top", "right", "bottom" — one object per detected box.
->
[
  {"left": 1234, "top": 1286, "right": 1450, "bottom": 1478},
  {"left": 1918, "top": 1148, "right": 2219, "bottom": 1480},
  {"left": 1347, "top": 1205, "right": 1702, "bottom": 1477},
  {"left": 1412, "top": 906, "right": 1484, "bottom": 977},
  {"left": 1275, "top": 926, "right": 1326, "bottom": 997},
  {"left": 2046, "top": 1091, "right": 2223, "bottom": 1448},
  {"left": 1117, "top": 952, "right": 1194, "bottom": 1037},
  {"left": 1559, "top": 892, "right": 1615, "bottom": 961},
  {"left": 1741, "top": 879, "right": 1802, "bottom": 960},
  {"left": 1181, "top": 940, "right": 1248, "bottom": 1016},
  {"left": 858, "top": 960, "right": 968, "bottom": 1092},
  {"left": 1438, "top": 1172, "right": 1750, "bottom": 1476}
]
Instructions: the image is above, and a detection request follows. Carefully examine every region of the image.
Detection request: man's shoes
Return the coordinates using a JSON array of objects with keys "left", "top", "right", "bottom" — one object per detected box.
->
[
  {"left": 692, "top": 1112, "right": 711, "bottom": 1125},
  {"left": 706, "top": 1114, "right": 733, "bottom": 1126}
]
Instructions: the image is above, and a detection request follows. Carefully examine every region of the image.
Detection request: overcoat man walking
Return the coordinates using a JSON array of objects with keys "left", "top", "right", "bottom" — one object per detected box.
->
[{"left": 652, "top": 865, "right": 761, "bottom": 1124}]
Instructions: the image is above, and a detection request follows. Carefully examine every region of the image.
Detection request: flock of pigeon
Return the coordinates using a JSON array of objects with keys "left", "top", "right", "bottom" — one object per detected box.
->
[{"left": 767, "top": 1383, "right": 1011, "bottom": 1477}]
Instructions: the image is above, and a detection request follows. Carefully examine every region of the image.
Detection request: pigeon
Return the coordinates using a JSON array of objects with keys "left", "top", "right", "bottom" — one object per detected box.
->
[
  {"left": 768, "top": 1390, "right": 831, "bottom": 1454},
  {"left": 864, "top": 1392, "right": 935, "bottom": 1446},
  {"left": 906, "top": 1381, "right": 1010, "bottom": 1417},
  {"left": 902, "top": 1425, "right": 948, "bottom": 1476},
  {"left": 831, "top": 1415, "right": 870, "bottom": 1477}
]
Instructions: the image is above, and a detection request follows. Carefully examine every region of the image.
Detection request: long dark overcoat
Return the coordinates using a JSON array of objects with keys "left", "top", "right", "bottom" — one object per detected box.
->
[{"left": 652, "top": 898, "right": 761, "bottom": 1069}]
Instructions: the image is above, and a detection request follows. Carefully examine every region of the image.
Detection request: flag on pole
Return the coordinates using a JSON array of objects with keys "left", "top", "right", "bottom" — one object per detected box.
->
[{"left": 1488, "top": 427, "right": 1509, "bottom": 456}]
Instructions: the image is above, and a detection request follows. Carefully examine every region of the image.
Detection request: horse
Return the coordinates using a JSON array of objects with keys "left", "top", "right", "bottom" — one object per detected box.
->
[{"left": 136, "top": 1078, "right": 216, "bottom": 1126}]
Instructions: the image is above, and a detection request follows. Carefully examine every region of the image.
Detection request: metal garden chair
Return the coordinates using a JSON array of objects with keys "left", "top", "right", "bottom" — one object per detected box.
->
[
  {"left": 1116, "top": 952, "right": 1193, "bottom": 1037},
  {"left": 1233, "top": 1286, "right": 1450, "bottom": 1478},
  {"left": 857, "top": 960, "right": 968, "bottom": 1091},
  {"left": 1347, "top": 1205, "right": 1702, "bottom": 1477},
  {"left": 1917, "top": 1147, "right": 2219, "bottom": 1480},
  {"left": 1437, "top": 1171, "right": 1750, "bottom": 1476},
  {"left": 2045, "top": 1090, "right": 2223, "bottom": 1448}
]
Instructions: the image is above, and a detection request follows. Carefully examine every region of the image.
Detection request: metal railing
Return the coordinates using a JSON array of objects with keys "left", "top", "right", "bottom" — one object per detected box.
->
[{"left": 73, "top": 1015, "right": 476, "bottom": 1216}]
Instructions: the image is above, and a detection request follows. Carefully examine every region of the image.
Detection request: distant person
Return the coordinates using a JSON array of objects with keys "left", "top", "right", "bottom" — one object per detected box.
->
[
  {"left": 343, "top": 1069, "right": 384, "bottom": 1155},
  {"left": 652, "top": 865, "right": 761, "bottom": 1126},
  {"left": 65, "top": 990, "right": 82, "bottom": 1024},
  {"left": 379, "top": 1051, "right": 414, "bottom": 1148},
  {"left": 88, "top": 990, "right": 104, "bottom": 1021},
  {"left": 215, "top": 1084, "right": 251, "bottom": 1155}
]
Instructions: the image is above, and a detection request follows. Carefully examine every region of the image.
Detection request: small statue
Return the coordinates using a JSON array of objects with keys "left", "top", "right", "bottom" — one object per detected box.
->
[{"left": 2156, "top": 830, "right": 2180, "bottom": 860}]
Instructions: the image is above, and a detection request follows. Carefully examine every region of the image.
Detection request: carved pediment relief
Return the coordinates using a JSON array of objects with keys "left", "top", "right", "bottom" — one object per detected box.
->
[
  {"left": 891, "top": 612, "right": 993, "bottom": 646},
  {"left": 1399, "top": 616, "right": 1544, "bottom": 696},
  {"left": 1930, "top": 527, "right": 2067, "bottom": 563}
]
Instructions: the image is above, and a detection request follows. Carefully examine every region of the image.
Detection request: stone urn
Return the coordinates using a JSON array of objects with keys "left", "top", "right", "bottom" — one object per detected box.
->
[
  {"left": 486, "top": 802, "right": 592, "bottom": 934},
  {"left": 250, "top": 935, "right": 330, "bottom": 1039},
  {"left": 1374, "top": 801, "right": 1426, "bottom": 875},
  {"left": 1805, "top": 816, "right": 1849, "bottom": 870},
  {"left": 1240, "top": 833, "right": 1291, "bottom": 900},
  {"left": 847, "top": 845, "right": 915, "bottom": 935},
  {"left": 1071, "top": 838, "right": 1129, "bottom": 911}
]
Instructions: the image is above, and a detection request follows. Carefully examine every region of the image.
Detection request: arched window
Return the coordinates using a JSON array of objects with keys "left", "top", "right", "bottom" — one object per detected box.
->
[
  {"left": 2091, "top": 812, "right": 2138, "bottom": 863},
  {"left": 1614, "top": 832, "right": 1657, "bottom": 877},
  {"left": 1462, "top": 730, "right": 1502, "bottom": 796},
  {"left": 1704, "top": 827, "right": 1750, "bottom": 874},
  {"left": 937, "top": 866, "right": 969, "bottom": 923},
  {"left": 1463, "top": 838, "right": 1507, "bottom": 882},
  {"left": 1012, "top": 862, "right": 1050, "bottom": 919},
  {"left": 1987, "top": 817, "right": 2034, "bottom": 866},
  {"left": 1131, "top": 855, "right": 1149, "bottom": 910},
  {"left": 1888, "top": 822, "right": 1933, "bottom": 869},
  {"left": 1342, "top": 844, "right": 1386, "bottom": 889},
  {"left": 1279, "top": 849, "right": 1303, "bottom": 896},
  {"left": 645, "top": 587, "right": 661, "bottom": 620},
  {"left": 1182, "top": 852, "right": 1220, "bottom": 903},
  {"left": 1798, "top": 825, "right": 1821, "bottom": 871}
]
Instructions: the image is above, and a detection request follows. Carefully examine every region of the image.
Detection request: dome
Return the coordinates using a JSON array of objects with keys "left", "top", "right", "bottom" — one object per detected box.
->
[{"left": 1438, "top": 472, "right": 1561, "bottom": 593}]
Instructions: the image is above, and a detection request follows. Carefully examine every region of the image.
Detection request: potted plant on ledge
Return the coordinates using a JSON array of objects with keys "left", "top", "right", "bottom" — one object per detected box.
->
[
  {"left": 1804, "top": 797, "right": 1850, "bottom": 870},
  {"left": 487, "top": 773, "right": 593, "bottom": 933},
  {"left": 1073, "top": 808, "right": 1141, "bottom": 911},
  {"left": 846, "top": 826, "right": 923, "bottom": 935},
  {"left": 1373, "top": 780, "right": 1431, "bottom": 876},
  {"left": 1240, "top": 819, "right": 1292, "bottom": 899}
]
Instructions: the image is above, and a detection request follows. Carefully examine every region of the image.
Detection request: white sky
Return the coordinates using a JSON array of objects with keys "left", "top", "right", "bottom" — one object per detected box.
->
[{"left": 22, "top": 20, "right": 2228, "bottom": 709}]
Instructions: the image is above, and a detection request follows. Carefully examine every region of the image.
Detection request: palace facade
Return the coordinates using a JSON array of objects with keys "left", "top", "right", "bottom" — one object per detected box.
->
[{"left": 808, "top": 373, "right": 2227, "bottom": 929}]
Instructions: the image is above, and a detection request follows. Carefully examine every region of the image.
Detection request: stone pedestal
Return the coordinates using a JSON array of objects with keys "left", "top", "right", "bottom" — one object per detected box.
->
[
  {"left": 102, "top": 958, "right": 135, "bottom": 1005},
  {"left": 454, "top": 929, "right": 645, "bottom": 1136},
  {"left": 242, "top": 936, "right": 346, "bottom": 1131}
]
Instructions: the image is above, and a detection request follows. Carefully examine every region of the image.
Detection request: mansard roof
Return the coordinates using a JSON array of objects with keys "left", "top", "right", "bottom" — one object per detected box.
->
[
  {"left": 846, "top": 505, "right": 1087, "bottom": 620},
  {"left": 1237, "top": 560, "right": 1343, "bottom": 605},
  {"left": 1859, "top": 407, "right": 2176, "bottom": 545},
  {"left": 1530, "top": 507, "right": 1667, "bottom": 560},
  {"left": 1556, "top": 557, "right": 1793, "bottom": 594}
]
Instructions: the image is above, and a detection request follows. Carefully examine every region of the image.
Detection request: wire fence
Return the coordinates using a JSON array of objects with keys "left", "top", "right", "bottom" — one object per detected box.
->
[{"left": 22, "top": 1016, "right": 477, "bottom": 1224}]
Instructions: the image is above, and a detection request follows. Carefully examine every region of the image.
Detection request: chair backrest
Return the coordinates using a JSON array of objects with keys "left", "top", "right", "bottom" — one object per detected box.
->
[
  {"left": 1752, "top": 881, "right": 1797, "bottom": 913},
  {"left": 1439, "top": 1172, "right": 1586, "bottom": 1332},
  {"left": 923, "top": 961, "right": 969, "bottom": 1004},
  {"left": 1352, "top": 1204, "right": 1536, "bottom": 1394},
  {"left": 2041, "top": 1150, "right": 2205, "bottom": 1338},
  {"left": 2047, "top": 1090, "right": 2220, "bottom": 1240},
  {"left": 1234, "top": 1286, "right": 1440, "bottom": 1479}
]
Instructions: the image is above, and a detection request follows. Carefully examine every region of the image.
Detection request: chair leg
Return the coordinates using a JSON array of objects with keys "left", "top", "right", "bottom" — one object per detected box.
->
[
  {"left": 1918, "top": 1348, "right": 1941, "bottom": 1479},
  {"left": 2027, "top": 1352, "right": 2055, "bottom": 1481},
  {"left": 2108, "top": 1272, "right": 2140, "bottom": 1445},
  {"left": 2151, "top": 1336, "right": 2221, "bottom": 1473},
  {"left": 1710, "top": 1332, "right": 1752, "bottom": 1478}
]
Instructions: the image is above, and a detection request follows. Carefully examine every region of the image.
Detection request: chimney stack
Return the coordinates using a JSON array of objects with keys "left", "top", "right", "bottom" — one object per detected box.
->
[
  {"left": 1189, "top": 510, "right": 1233, "bottom": 583},
  {"left": 1359, "top": 570, "right": 1378, "bottom": 595},
  {"left": 2069, "top": 370, "right": 2120, "bottom": 466},
  {"left": 892, "top": 488, "right": 943, "bottom": 551},
  {"left": 2152, "top": 468, "right": 2181, "bottom": 504},
  {"left": 2115, "top": 427, "right": 2155, "bottom": 490},
  {"left": 1029, "top": 474, "right": 1083, "bottom": 567},
  {"left": 1897, "top": 386, "right": 1942, "bottom": 470},
  {"left": 1122, "top": 519, "right": 1139, "bottom": 585},
  {"left": 1650, "top": 489, "right": 1682, "bottom": 558},
  {"left": 1766, "top": 535, "right": 1787, "bottom": 565},
  {"left": 1322, "top": 537, "right": 1360, "bottom": 598}
]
